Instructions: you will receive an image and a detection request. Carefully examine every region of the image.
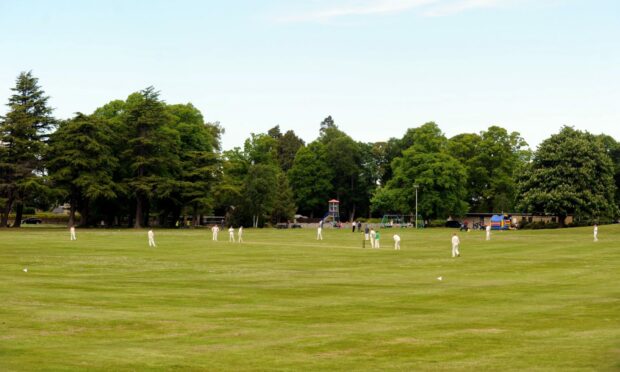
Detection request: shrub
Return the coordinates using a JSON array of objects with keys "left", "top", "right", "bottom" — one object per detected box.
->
[
  {"left": 520, "top": 221, "right": 560, "bottom": 229},
  {"left": 23, "top": 206, "right": 36, "bottom": 214},
  {"left": 427, "top": 220, "right": 447, "bottom": 228}
]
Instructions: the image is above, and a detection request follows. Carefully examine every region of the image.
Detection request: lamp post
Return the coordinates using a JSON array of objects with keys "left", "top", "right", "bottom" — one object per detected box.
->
[{"left": 414, "top": 184, "right": 419, "bottom": 229}]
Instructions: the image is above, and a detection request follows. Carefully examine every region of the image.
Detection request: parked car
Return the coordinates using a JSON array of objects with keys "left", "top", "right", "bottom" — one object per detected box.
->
[
  {"left": 22, "top": 217, "right": 43, "bottom": 224},
  {"left": 445, "top": 220, "right": 461, "bottom": 228}
]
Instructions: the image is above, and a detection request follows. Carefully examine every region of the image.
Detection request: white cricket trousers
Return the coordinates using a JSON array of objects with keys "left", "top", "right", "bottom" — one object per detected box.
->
[{"left": 452, "top": 244, "right": 460, "bottom": 257}]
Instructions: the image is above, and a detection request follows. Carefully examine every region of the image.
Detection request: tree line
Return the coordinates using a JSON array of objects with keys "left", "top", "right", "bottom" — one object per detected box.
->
[{"left": 1, "top": 72, "right": 618, "bottom": 228}]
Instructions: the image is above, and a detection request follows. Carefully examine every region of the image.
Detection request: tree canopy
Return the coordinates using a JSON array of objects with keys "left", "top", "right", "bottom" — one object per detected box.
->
[
  {"left": 517, "top": 127, "right": 617, "bottom": 226},
  {"left": 0, "top": 71, "right": 56, "bottom": 227},
  {"left": 1, "top": 71, "right": 619, "bottom": 228}
]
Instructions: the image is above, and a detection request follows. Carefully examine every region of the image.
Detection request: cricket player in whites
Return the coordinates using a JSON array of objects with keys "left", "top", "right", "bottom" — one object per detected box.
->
[
  {"left": 212, "top": 225, "right": 219, "bottom": 241},
  {"left": 369, "top": 228, "right": 376, "bottom": 248},
  {"left": 451, "top": 233, "right": 460, "bottom": 257},
  {"left": 238, "top": 226, "right": 243, "bottom": 243},
  {"left": 593, "top": 224, "right": 598, "bottom": 242},
  {"left": 229, "top": 226, "right": 235, "bottom": 242},
  {"left": 317, "top": 224, "right": 323, "bottom": 240},
  {"left": 393, "top": 234, "right": 401, "bottom": 250},
  {"left": 148, "top": 229, "right": 156, "bottom": 247},
  {"left": 70, "top": 226, "right": 77, "bottom": 241},
  {"left": 486, "top": 224, "right": 491, "bottom": 241}
]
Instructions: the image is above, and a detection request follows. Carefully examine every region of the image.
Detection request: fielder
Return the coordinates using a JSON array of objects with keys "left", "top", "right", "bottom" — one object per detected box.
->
[
  {"left": 364, "top": 225, "right": 370, "bottom": 241},
  {"left": 593, "top": 224, "right": 598, "bottom": 242},
  {"left": 70, "top": 226, "right": 77, "bottom": 241},
  {"left": 212, "top": 225, "right": 219, "bottom": 241},
  {"left": 451, "top": 233, "right": 460, "bottom": 257},
  {"left": 229, "top": 226, "right": 235, "bottom": 242},
  {"left": 393, "top": 234, "right": 401, "bottom": 250},
  {"left": 370, "top": 228, "right": 376, "bottom": 248},
  {"left": 375, "top": 231, "right": 381, "bottom": 248},
  {"left": 238, "top": 226, "right": 243, "bottom": 243},
  {"left": 486, "top": 224, "right": 491, "bottom": 241},
  {"left": 148, "top": 229, "right": 156, "bottom": 247},
  {"left": 317, "top": 225, "right": 323, "bottom": 240}
]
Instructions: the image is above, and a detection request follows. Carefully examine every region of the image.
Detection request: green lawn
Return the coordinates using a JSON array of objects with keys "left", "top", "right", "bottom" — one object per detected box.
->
[{"left": 1, "top": 225, "right": 618, "bottom": 371}]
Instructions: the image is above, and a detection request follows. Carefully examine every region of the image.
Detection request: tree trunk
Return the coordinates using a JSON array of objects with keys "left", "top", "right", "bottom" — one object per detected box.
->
[
  {"left": 68, "top": 200, "right": 76, "bottom": 227},
  {"left": 134, "top": 196, "right": 143, "bottom": 228},
  {"left": 349, "top": 204, "right": 356, "bottom": 223},
  {"left": 193, "top": 204, "right": 199, "bottom": 227},
  {"left": 13, "top": 203, "right": 23, "bottom": 228},
  {"left": 143, "top": 200, "right": 150, "bottom": 227},
  {"left": 79, "top": 202, "right": 89, "bottom": 227},
  {"left": 559, "top": 215, "right": 566, "bottom": 228},
  {"left": 1, "top": 193, "right": 14, "bottom": 228}
]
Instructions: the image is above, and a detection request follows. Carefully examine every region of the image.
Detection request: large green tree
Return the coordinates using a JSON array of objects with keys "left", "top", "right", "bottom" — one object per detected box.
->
[
  {"left": 372, "top": 150, "right": 468, "bottom": 220},
  {"left": 47, "top": 113, "right": 118, "bottom": 226},
  {"left": 598, "top": 134, "right": 620, "bottom": 210},
  {"left": 122, "top": 87, "right": 180, "bottom": 228},
  {"left": 372, "top": 123, "right": 468, "bottom": 220},
  {"left": 270, "top": 171, "right": 296, "bottom": 224},
  {"left": 243, "top": 163, "right": 278, "bottom": 227},
  {"left": 166, "top": 104, "right": 221, "bottom": 226},
  {"left": 91, "top": 99, "right": 133, "bottom": 225},
  {"left": 0, "top": 71, "right": 55, "bottom": 227},
  {"left": 212, "top": 147, "right": 248, "bottom": 224},
  {"left": 317, "top": 119, "right": 376, "bottom": 220},
  {"left": 276, "top": 128, "right": 305, "bottom": 172},
  {"left": 288, "top": 142, "right": 334, "bottom": 217},
  {"left": 380, "top": 122, "right": 447, "bottom": 186},
  {"left": 245, "top": 132, "right": 278, "bottom": 166},
  {"left": 448, "top": 126, "right": 530, "bottom": 213},
  {"left": 517, "top": 127, "right": 617, "bottom": 226}
]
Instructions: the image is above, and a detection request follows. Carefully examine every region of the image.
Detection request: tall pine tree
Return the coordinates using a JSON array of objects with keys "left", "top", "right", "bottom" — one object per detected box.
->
[{"left": 0, "top": 71, "right": 55, "bottom": 227}]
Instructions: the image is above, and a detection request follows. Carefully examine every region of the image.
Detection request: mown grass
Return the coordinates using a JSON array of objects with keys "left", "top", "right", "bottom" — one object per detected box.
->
[{"left": 0, "top": 225, "right": 619, "bottom": 371}]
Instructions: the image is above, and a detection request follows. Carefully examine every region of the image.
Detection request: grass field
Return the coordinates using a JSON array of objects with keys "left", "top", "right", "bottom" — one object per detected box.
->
[{"left": 1, "top": 225, "right": 619, "bottom": 371}]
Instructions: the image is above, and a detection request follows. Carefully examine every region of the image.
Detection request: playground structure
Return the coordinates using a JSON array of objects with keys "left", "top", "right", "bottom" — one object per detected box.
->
[
  {"left": 322, "top": 199, "right": 340, "bottom": 224},
  {"left": 490, "top": 214, "right": 511, "bottom": 230}
]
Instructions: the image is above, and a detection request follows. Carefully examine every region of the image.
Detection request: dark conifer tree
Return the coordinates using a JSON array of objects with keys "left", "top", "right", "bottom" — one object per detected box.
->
[{"left": 0, "top": 71, "right": 55, "bottom": 227}]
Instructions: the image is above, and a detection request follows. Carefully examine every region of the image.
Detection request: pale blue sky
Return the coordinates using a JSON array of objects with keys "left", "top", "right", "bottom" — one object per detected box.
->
[{"left": 1, "top": 0, "right": 618, "bottom": 150}]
